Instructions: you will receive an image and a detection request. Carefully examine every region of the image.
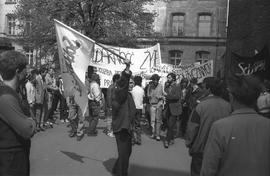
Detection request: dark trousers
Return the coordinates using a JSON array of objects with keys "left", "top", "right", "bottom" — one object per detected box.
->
[
  {"left": 166, "top": 115, "right": 177, "bottom": 142},
  {"left": 45, "top": 92, "right": 60, "bottom": 122},
  {"left": 60, "top": 95, "right": 68, "bottom": 120},
  {"left": 180, "top": 106, "right": 189, "bottom": 135},
  {"left": 132, "top": 109, "right": 142, "bottom": 143},
  {"left": 191, "top": 154, "right": 203, "bottom": 176},
  {"left": 113, "top": 129, "right": 132, "bottom": 176},
  {"left": 0, "top": 149, "right": 30, "bottom": 176},
  {"left": 88, "top": 100, "right": 100, "bottom": 134}
]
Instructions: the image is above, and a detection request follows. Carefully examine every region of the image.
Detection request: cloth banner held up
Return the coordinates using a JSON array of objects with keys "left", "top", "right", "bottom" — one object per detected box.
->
[
  {"left": 230, "top": 46, "right": 270, "bottom": 79},
  {"left": 150, "top": 60, "right": 214, "bottom": 83},
  {"left": 92, "top": 43, "right": 162, "bottom": 88},
  {"left": 54, "top": 19, "right": 93, "bottom": 116}
]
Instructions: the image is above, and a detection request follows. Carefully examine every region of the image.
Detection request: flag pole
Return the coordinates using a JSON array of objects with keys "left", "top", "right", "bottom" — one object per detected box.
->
[{"left": 54, "top": 19, "right": 129, "bottom": 63}]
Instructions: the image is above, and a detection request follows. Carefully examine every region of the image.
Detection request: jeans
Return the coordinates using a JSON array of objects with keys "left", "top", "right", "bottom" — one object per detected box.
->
[
  {"left": 150, "top": 104, "right": 162, "bottom": 137},
  {"left": 132, "top": 109, "right": 142, "bottom": 143}
]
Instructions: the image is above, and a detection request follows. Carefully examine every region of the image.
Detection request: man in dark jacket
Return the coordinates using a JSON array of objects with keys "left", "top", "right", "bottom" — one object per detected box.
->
[
  {"left": 0, "top": 51, "right": 36, "bottom": 176},
  {"left": 112, "top": 59, "right": 136, "bottom": 176},
  {"left": 164, "top": 73, "right": 182, "bottom": 148}
]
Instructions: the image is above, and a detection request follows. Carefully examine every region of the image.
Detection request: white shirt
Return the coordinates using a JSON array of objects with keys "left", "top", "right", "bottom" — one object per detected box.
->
[
  {"left": 131, "top": 85, "right": 144, "bottom": 109},
  {"left": 25, "top": 81, "right": 36, "bottom": 104}
]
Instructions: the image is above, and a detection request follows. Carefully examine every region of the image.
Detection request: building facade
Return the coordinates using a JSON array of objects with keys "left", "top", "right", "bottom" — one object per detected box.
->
[
  {"left": 0, "top": 0, "right": 37, "bottom": 65},
  {"left": 142, "top": 0, "right": 228, "bottom": 74}
]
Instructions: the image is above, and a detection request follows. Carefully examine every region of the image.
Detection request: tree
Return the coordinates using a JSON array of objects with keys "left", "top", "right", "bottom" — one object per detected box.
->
[{"left": 15, "top": 0, "right": 156, "bottom": 65}]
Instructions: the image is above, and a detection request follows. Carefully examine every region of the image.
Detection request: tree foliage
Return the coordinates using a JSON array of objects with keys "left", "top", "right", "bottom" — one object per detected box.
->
[{"left": 15, "top": 0, "right": 155, "bottom": 63}]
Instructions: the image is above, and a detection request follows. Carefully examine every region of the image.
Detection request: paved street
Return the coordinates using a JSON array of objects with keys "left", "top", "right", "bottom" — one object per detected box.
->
[{"left": 30, "top": 120, "right": 191, "bottom": 176}]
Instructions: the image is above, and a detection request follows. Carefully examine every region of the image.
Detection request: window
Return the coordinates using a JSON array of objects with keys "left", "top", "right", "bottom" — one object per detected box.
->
[
  {"left": 24, "top": 48, "right": 34, "bottom": 65},
  {"left": 24, "top": 21, "right": 32, "bottom": 36},
  {"left": 169, "top": 50, "right": 183, "bottom": 65},
  {"left": 198, "top": 14, "right": 211, "bottom": 36},
  {"left": 171, "top": 14, "right": 185, "bottom": 36},
  {"left": 5, "top": 0, "right": 17, "bottom": 4},
  {"left": 196, "top": 51, "right": 210, "bottom": 64},
  {"left": 7, "top": 16, "right": 16, "bottom": 35}
]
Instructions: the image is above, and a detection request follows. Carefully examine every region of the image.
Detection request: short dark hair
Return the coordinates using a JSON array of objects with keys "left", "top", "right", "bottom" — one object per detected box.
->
[
  {"left": 203, "top": 77, "right": 222, "bottom": 96},
  {"left": 134, "top": 75, "right": 142, "bottom": 86},
  {"left": 0, "top": 51, "right": 28, "bottom": 81},
  {"left": 150, "top": 74, "right": 160, "bottom": 81},
  {"left": 227, "top": 75, "right": 262, "bottom": 106},
  {"left": 112, "top": 74, "right": 120, "bottom": 83},
  {"left": 190, "top": 77, "right": 198, "bottom": 84},
  {"left": 167, "top": 73, "right": 176, "bottom": 81}
]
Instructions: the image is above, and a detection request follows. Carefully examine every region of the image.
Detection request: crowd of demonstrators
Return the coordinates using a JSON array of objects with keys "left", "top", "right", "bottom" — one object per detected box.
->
[{"left": 1, "top": 50, "right": 270, "bottom": 176}]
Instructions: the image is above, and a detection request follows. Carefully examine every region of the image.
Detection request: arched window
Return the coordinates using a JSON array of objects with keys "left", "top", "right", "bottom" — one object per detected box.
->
[
  {"left": 195, "top": 51, "right": 210, "bottom": 64},
  {"left": 169, "top": 50, "right": 183, "bottom": 65},
  {"left": 171, "top": 13, "right": 185, "bottom": 36}
]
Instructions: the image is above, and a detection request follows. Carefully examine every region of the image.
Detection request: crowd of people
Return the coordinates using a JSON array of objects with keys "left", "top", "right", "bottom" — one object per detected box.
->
[{"left": 0, "top": 50, "right": 270, "bottom": 176}]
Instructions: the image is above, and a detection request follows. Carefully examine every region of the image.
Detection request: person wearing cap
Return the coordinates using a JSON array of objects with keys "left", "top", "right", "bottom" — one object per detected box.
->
[
  {"left": 201, "top": 75, "right": 270, "bottom": 176},
  {"left": 0, "top": 51, "right": 36, "bottom": 176},
  {"left": 147, "top": 73, "right": 164, "bottom": 141},
  {"left": 257, "top": 79, "right": 270, "bottom": 119},
  {"left": 187, "top": 78, "right": 204, "bottom": 112}
]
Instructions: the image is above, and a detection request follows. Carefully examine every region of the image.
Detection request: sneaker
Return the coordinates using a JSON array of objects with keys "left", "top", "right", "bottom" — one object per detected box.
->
[
  {"left": 156, "top": 136, "right": 161, "bottom": 141},
  {"left": 107, "top": 132, "right": 115, "bottom": 138},
  {"left": 60, "top": 120, "right": 65, "bottom": 123},
  {"left": 169, "top": 139, "right": 175, "bottom": 145},
  {"left": 76, "top": 134, "right": 84, "bottom": 141},
  {"left": 65, "top": 119, "right": 69, "bottom": 123},
  {"left": 164, "top": 141, "right": 169, "bottom": 148}
]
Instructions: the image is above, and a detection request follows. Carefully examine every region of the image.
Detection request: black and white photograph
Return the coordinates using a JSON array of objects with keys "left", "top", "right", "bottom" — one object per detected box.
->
[{"left": 0, "top": 0, "right": 270, "bottom": 176}]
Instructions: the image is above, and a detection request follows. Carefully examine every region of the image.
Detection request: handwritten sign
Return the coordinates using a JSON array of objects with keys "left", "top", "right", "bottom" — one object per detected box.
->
[{"left": 90, "top": 44, "right": 162, "bottom": 87}]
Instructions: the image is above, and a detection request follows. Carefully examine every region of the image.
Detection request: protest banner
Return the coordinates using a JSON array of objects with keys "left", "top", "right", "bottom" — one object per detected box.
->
[
  {"left": 149, "top": 60, "right": 213, "bottom": 83},
  {"left": 54, "top": 19, "right": 93, "bottom": 116},
  {"left": 91, "top": 43, "right": 162, "bottom": 87},
  {"left": 231, "top": 46, "right": 270, "bottom": 79}
]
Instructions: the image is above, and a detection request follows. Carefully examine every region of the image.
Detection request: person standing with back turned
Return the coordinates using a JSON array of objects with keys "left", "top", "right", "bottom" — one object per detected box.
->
[
  {"left": 0, "top": 51, "right": 36, "bottom": 176},
  {"left": 201, "top": 75, "right": 270, "bottom": 176}
]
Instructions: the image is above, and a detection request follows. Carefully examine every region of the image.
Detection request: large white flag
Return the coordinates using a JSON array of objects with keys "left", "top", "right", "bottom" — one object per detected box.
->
[{"left": 54, "top": 19, "right": 94, "bottom": 116}]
